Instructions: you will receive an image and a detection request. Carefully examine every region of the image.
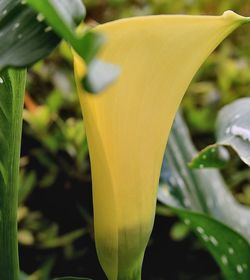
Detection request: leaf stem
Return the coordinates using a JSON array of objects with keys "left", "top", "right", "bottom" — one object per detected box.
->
[{"left": 0, "top": 69, "right": 26, "bottom": 280}]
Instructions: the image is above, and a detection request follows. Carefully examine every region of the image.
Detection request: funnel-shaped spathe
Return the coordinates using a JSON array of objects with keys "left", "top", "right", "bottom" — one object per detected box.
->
[{"left": 74, "top": 11, "right": 248, "bottom": 280}]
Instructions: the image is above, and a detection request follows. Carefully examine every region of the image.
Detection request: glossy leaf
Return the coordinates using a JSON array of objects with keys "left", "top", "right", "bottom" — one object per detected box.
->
[
  {"left": 173, "top": 208, "right": 250, "bottom": 280},
  {"left": 190, "top": 98, "right": 250, "bottom": 168},
  {"left": 0, "top": 0, "right": 60, "bottom": 69},
  {"left": 189, "top": 144, "right": 230, "bottom": 169},
  {"left": 158, "top": 111, "right": 250, "bottom": 279},
  {"left": 159, "top": 111, "right": 250, "bottom": 240}
]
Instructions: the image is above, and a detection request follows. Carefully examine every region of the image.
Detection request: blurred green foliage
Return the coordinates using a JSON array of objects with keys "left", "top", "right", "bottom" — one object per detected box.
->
[{"left": 19, "top": 1, "right": 250, "bottom": 279}]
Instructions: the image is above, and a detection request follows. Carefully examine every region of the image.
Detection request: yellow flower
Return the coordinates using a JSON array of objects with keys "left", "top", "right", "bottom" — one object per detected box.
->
[{"left": 74, "top": 11, "right": 248, "bottom": 280}]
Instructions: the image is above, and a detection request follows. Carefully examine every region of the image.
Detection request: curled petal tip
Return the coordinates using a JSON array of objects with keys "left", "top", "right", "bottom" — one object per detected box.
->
[{"left": 223, "top": 10, "right": 250, "bottom": 23}]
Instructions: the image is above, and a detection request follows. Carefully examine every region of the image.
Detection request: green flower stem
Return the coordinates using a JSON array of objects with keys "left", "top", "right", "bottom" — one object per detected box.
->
[
  {"left": 0, "top": 69, "right": 26, "bottom": 280},
  {"left": 118, "top": 271, "right": 141, "bottom": 280},
  {"left": 116, "top": 259, "right": 142, "bottom": 280}
]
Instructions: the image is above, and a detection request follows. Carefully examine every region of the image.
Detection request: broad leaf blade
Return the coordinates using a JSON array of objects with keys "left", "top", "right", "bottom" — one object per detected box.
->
[
  {"left": 158, "top": 111, "right": 250, "bottom": 278},
  {"left": 190, "top": 98, "right": 250, "bottom": 168},
  {"left": 159, "top": 112, "right": 250, "bottom": 241},
  {"left": 0, "top": 0, "right": 59, "bottom": 69},
  {"left": 170, "top": 208, "right": 250, "bottom": 280},
  {"left": 0, "top": 0, "right": 88, "bottom": 70}
]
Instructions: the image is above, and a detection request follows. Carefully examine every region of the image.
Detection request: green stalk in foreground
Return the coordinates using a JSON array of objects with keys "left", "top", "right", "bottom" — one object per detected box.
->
[
  {"left": 0, "top": 69, "right": 26, "bottom": 280},
  {"left": 74, "top": 11, "right": 250, "bottom": 280}
]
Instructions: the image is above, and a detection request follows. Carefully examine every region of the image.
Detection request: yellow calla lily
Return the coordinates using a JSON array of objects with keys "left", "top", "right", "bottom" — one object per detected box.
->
[{"left": 74, "top": 11, "right": 249, "bottom": 280}]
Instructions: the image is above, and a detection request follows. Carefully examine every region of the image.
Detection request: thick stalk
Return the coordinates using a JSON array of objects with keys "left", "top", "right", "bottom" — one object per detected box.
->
[
  {"left": 0, "top": 69, "right": 26, "bottom": 280},
  {"left": 118, "top": 270, "right": 141, "bottom": 280},
  {"left": 116, "top": 253, "right": 143, "bottom": 280}
]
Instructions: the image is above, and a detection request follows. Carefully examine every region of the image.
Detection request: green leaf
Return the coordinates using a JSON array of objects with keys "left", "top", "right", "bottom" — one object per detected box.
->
[
  {"left": 160, "top": 112, "right": 250, "bottom": 240},
  {"left": 158, "top": 111, "right": 250, "bottom": 279},
  {"left": 0, "top": 0, "right": 59, "bottom": 69},
  {"left": 42, "top": 0, "right": 86, "bottom": 28},
  {"left": 18, "top": 171, "right": 36, "bottom": 205},
  {"left": 0, "top": 68, "right": 26, "bottom": 279},
  {"left": 26, "top": 0, "right": 102, "bottom": 63},
  {"left": 35, "top": 258, "right": 55, "bottom": 280},
  {"left": 27, "top": 0, "right": 120, "bottom": 93},
  {"left": 189, "top": 144, "right": 230, "bottom": 169},
  {"left": 0, "top": 0, "right": 90, "bottom": 70},
  {"left": 190, "top": 98, "right": 250, "bottom": 168},
  {"left": 39, "top": 229, "right": 85, "bottom": 249},
  {"left": 169, "top": 221, "right": 190, "bottom": 241},
  {"left": 1, "top": 0, "right": 116, "bottom": 92},
  {"left": 167, "top": 208, "right": 250, "bottom": 280}
]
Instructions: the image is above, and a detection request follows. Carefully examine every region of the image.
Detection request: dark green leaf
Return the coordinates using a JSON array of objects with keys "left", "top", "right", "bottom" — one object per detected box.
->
[
  {"left": 0, "top": 0, "right": 59, "bottom": 69},
  {"left": 0, "top": 0, "right": 88, "bottom": 69},
  {"left": 189, "top": 144, "right": 229, "bottom": 169},
  {"left": 166, "top": 207, "right": 250, "bottom": 280}
]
